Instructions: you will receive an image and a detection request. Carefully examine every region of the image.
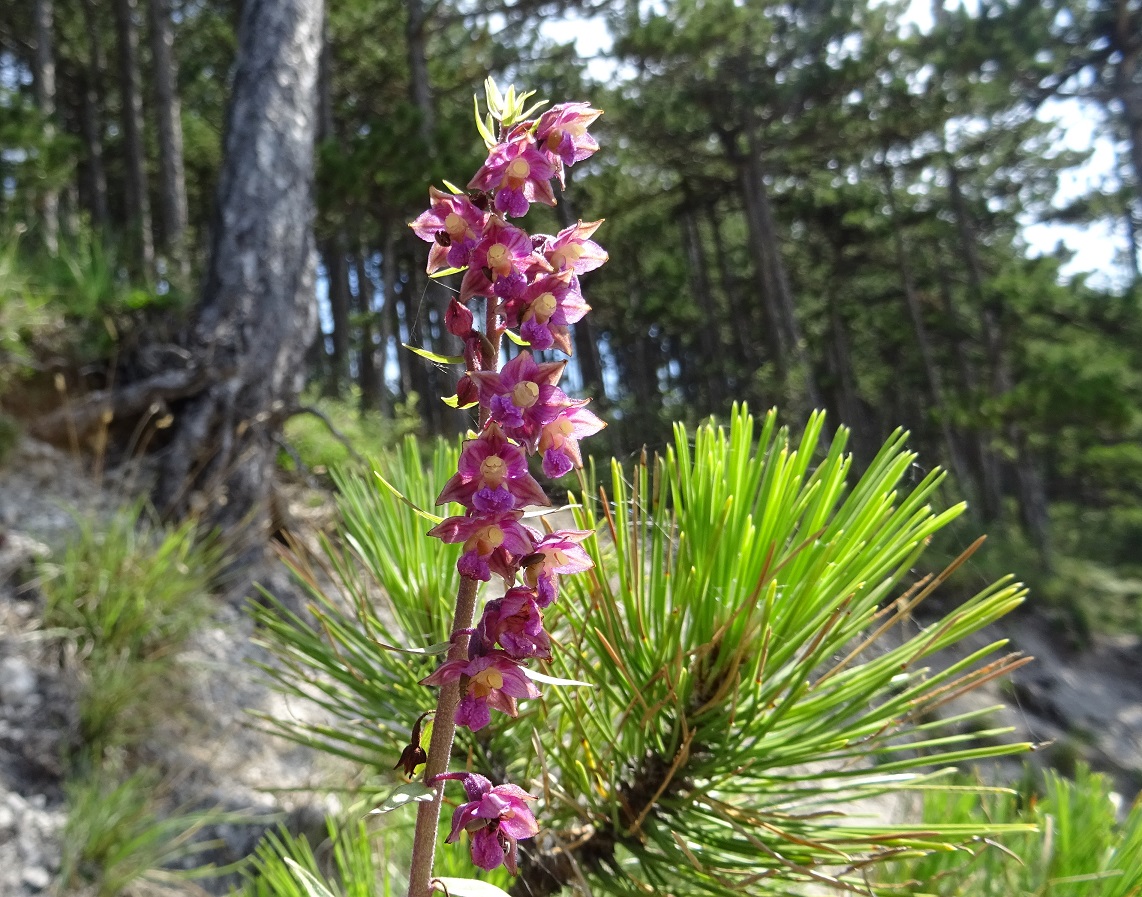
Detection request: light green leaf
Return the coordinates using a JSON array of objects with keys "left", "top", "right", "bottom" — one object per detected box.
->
[
  {"left": 442, "top": 394, "right": 478, "bottom": 409},
  {"left": 403, "top": 343, "right": 464, "bottom": 365},
  {"left": 368, "top": 781, "right": 435, "bottom": 815},
  {"left": 430, "top": 265, "right": 466, "bottom": 279},
  {"left": 474, "top": 95, "right": 495, "bottom": 147},
  {"left": 518, "top": 99, "right": 549, "bottom": 122},
  {"left": 502, "top": 328, "right": 528, "bottom": 347},
  {"left": 373, "top": 469, "right": 444, "bottom": 524},
  {"left": 284, "top": 859, "right": 337, "bottom": 897},
  {"left": 524, "top": 668, "right": 594, "bottom": 688},
  {"left": 368, "top": 639, "right": 450, "bottom": 657},
  {"left": 434, "top": 877, "right": 513, "bottom": 897},
  {"left": 442, "top": 180, "right": 464, "bottom": 195},
  {"left": 485, "top": 77, "right": 504, "bottom": 115}
]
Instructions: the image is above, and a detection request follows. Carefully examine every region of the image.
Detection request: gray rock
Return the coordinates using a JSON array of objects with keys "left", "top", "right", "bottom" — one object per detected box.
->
[
  {"left": 20, "top": 866, "right": 50, "bottom": 891},
  {"left": 0, "top": 657, "right": 37, "bottom": 705}
]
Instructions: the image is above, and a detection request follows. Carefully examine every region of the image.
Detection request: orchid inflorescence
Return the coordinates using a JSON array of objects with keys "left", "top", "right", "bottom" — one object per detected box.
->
[{"left": 407, "top": 81, "right": 605, "bottom": 877}]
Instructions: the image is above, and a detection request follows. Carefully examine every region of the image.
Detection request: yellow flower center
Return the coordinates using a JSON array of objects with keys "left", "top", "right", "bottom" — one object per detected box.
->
[
  {"left": 539, "top": 418, "right": 573, "bottom": 454},
  {"left": 486, "top": 242, "right": 511, "bottom": 276},
  {"left": 464, "top": 524, "right": 504, "bottom": 556},
  {"left": 444, "top": 212, "right": 468, "bottom": 239},
  {"left": 549, "top": 243, "right": 583, "bottom": 271},
  {"left": 511, "top": 381, "right": 540, "bottom": 409},
  {"left": 470, "top": 666, "right": 505, "bottom": 697},
  {"left": 505, "top": 157, "right": 531, "bottom": 188},
  {"left": 480, "top": 455, "right": 507, "bottom": 488},
  {"left": 531, "top": 292, "right": 558, "bottom": 322}
]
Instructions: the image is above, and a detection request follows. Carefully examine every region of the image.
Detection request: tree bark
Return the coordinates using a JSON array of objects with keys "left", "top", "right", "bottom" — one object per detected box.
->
[
  {"left": 157, "top": 0, "right": 324, "bottom": 551},
  {"left": 321, "top": 238, "right": 353, "bottom": 395},
  {"left": 705, "top": 203, "right": 756, "bottom": 372},
  {"left": 147, "top": 0, "right": 190, "bottom": 283},
  {"left": 947, "top": 161, "right": 1052, "bottom": 565},
  {"left": 735, "top": 120, "right": 823, "bottom": 412},
  {"left": 355, "top": 252, "right": 382, "bottom": 413},
  {"left": 405, "top": 0, "right": 435, "bottom": 148},
  {"left": 934, "top": 254, "right": 1004, "bottom": 521},
  {"left": 112, "top": 0, "right": 155, "bottom": 271},
  {"left": 33, "top": 0, "right": 59, "bottom": 254},
  {"left": 1112, "top": 0, "right": 1142, "bottom": 212},
  {"left": 882, "top": 162, "right": 974, "bottom": 497},
  {"left": 79, "top": 0, "right": 110, "bottom": 230},
  {"left": 679, "top": 204, "right": 722, "bottom": 408},
  {"left": 383, "top": 224, "right": 408, "bottom": 408}
]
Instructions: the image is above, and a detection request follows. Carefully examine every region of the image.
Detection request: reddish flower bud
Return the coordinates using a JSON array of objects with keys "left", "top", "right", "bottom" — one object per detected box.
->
[
  {"left": 446, "top": 298, "right": 475, "bottom": 337},
  {"left": 457, "top": 374, "right": 480, "bottom": 407}
]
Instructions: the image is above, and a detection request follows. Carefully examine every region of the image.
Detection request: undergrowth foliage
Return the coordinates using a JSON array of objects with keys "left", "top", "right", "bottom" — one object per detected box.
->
[
  {"left": 883, "top": 764, "right": 1142, "bottom": 897},
  {"left": 41, "top": 502, "right": 220, "bottom": 758},
  {"left": 258, "top": 405, "right": 1040, "bottom": 896}
]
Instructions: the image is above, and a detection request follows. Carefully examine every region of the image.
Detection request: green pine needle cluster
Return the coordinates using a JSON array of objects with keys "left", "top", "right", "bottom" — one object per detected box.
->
[{"left": 256, "top": 405, "right": 1043, "bottom": 895}]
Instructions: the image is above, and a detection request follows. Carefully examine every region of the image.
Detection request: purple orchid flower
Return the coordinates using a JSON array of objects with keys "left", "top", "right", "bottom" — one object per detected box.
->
[
  {"left": 535, "top": 103, "right": 602, "bottom": 184},
  {"left": 437, "top": 772, "right": 539, "bottom": 873},
  {"left": 502, "top": 269, "right": 590, "bottom": 354},
  {"left": 538, "top": 405, "right": 607, "bottom": 478},
  {"left": 459, "top": 216, "right": 547, "bottom": 303},
  {"left": 436, "top": 422, "right": 551, "bottom": 512},
  {"left": 409, "top": 186, "right": 489, "bottom": 273},
  {"left": 421, "top": 649, "right": 541, "bottom": 731},
  {"left": 467, "top": 351, "right": 571, "bottom": 450},
  {"left": 542, "top": 219, "right": 609, "bottom": 276},
  {"left": 468, "top": 130, "right": 557, "bottom": 218},
  {"left": 427, "top": 510, "right": 537, "bottom": 582},
  {"left": 522, "top": 530, "right": 594, "bottom": 607},
  {"left": 477, "top": 587, "right": 552, "bottom": 662}
]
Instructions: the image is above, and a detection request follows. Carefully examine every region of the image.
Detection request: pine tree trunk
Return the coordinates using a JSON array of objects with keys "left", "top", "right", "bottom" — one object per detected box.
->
[
  {"left": 79, "top": 0, "right": 110, "bottom": 229},
  {"left": 322, "top": 238, "right": 353, "bottom": 395},
  {"left": 935, "top": 255, "right": 1004, "bottom": 521},
  {"left": 882, "top": 163, "right": 974, "bottom": 497},
  {"left": 147, "top": 0, "right": 190, "bottom": 282},
  {"left": 705, "top": 203, "right": 755, "bottom": 373},
  {"left": 157, "top": 0, "right": 323, "bottom": 549},
  {"left": 112, "top": 0, "right": 155, "bottom": 271},
  {"left": 1112, "top": 0, "right": 1142, "bottom": 281},
  {"left": 382, "top": 223, "right": 404, "bottom": 410},
  {"left": 33, "top": 0, "right": 59, "bottom": 254},
  {"left": 737, "top": 123, "right": 822, "bottom": 411},
  {"left": 1112, "top": 0, "right": 1142, "bottom": 211},
  {"left": 680, "top": 205, "right": 722, "bottom": 408},
  {"left": 355, "top": 252, "right": 382, "bottom": 413},
  {"left": 947, "top": 161, "right": 1052, "bottom": 565},
  {"left": 405, "top": 0, "right": 435, "bottom": 147}
]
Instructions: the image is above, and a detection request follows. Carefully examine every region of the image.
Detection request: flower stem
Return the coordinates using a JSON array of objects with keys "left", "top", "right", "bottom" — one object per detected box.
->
[{"left": 406, "top": 574, "right": 480, "bottom": 897}]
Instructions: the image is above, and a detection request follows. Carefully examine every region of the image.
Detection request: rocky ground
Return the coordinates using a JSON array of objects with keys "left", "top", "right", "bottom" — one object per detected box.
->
[
  {"left": 2, "top": 436, "right": 1141, "bottom": 896},
  {"left": 0, "top": 438, "right": 339, "bottom": 897}
]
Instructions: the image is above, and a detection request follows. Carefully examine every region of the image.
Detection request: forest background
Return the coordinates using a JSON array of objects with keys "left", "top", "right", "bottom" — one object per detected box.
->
[
  {"left": 3, "top": 0, "right": 1141, "bottom": 629},
  {"left": 2, "top": 0, "right": 1142, "bottom": 894}
]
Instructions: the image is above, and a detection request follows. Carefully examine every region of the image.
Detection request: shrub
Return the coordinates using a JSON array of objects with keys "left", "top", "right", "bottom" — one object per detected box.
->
[{"left": 256, "top": 407, "right": 1036, "bottom": 895}]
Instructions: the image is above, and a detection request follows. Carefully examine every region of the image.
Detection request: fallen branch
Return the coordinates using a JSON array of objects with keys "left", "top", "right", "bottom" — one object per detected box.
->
[{"left": 29, "top": 367, "right": 206, "bottom": 442}]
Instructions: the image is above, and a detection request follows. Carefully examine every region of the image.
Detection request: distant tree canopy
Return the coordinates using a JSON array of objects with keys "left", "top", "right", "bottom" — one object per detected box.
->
[{"left": 0, "top": 0, "right": 1140, "bottom": 571}]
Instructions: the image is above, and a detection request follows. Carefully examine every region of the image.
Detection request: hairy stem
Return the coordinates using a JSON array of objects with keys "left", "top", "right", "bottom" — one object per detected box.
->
[{"left": 406, "top": 575, "right": 480, "bottom": 897}]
